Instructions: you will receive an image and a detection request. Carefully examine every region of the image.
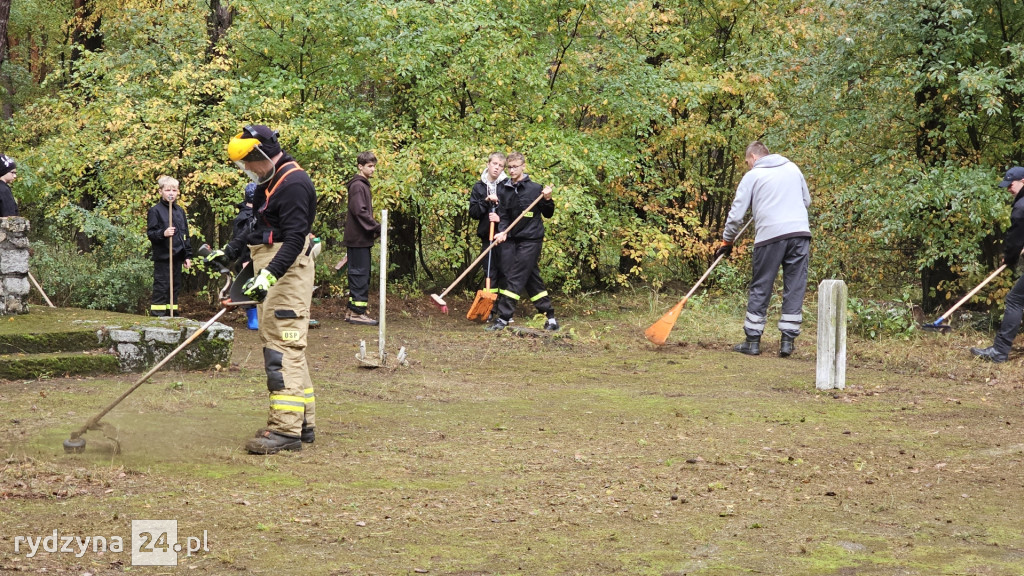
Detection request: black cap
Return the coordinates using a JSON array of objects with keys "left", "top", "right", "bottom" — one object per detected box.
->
[
  {"left": 242, "top": 125, "right": 281, "bottom": 159},
  {"left": 0, "top": 155, "right": 16, "bottom": 178},
  {"left": 999, "top": 166, "right": 1024, "bottom": 188}
]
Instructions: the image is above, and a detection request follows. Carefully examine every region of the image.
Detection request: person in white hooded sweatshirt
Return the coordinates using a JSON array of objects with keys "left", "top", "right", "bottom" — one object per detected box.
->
[
  {"left": 714, "top": 141, "right": 811, "bottom": 357},
  {"left": 468, "top": 152, "right": 508, "bottom": 300}
]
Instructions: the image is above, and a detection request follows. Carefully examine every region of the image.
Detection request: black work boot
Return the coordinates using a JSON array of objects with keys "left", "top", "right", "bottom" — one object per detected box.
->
[
  {"left": 970, "top": 346, "right": 1008, "bottom": 363},
  {"left": 779, "top": 335, "right": 796, "bottom": 358},
  {"left": 246, "top": 430, "right": 302, "bottom": 454},
  {"left": 256, "top": 426, "right": 314, "bottom": 444},
  {"left": 732, "top": 336, "right": 761, "bottom": 356}
]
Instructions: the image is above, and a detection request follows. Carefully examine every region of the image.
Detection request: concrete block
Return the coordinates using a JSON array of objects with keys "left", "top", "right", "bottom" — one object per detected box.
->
[{"left": 816, "top": 279, "right": 848, "bottom": 390}]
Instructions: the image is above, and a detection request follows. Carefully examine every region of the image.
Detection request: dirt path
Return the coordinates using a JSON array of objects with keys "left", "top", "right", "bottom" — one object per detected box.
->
[{"left": 1, "top": 297, "right": 1022, "bottom": 575}]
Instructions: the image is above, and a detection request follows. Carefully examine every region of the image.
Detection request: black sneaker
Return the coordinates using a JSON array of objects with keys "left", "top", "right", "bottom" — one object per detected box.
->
[
  {"left": 246, "top": 430, "right": 302, "bottom": 454},
  {"left": 347, "top": 312, "right": 379, "bottom": 326},
  {"left": 485, "top": 319, "right": 509, "bottom": 331}
]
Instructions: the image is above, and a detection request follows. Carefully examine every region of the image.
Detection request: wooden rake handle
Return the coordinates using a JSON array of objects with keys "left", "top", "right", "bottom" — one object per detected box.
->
[{"left": 929, "top": 263, "right": 1007, "bottom": 326}]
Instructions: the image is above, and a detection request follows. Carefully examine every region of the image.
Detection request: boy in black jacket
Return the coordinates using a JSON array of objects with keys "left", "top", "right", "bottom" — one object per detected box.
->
[
  {"left": 971, "top": 165, "right": 1024, "bottom": 363},
  {"left": 146, "top": 176, "right": 192, "bottom": 316},
  {"left": 343, "top": 151, "right": 381, "bottom": 326},
  {"left": 489, "top": 151, "right": 558, "bottom": 331},
  {"left": 467, "top": 152, "right": 507, "bottom": 305}
]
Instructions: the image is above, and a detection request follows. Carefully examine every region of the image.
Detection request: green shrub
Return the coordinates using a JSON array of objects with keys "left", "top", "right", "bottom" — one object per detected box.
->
[
  {"left": 30, "top": 207, "right": 152, "bottom": 313},
  {"left": 847, "top": 294, "right": 916, "bottom": 340}
]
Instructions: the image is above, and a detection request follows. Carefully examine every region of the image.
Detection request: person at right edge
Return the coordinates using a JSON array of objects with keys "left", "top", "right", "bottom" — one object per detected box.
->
[
  {"left": 343, "top": 151, "right": 381, "bottom": 326},
  {"left": 970, "top": 166, "right": 1024, "bottom": 363},
  {"left": 488, "top": 151, "right": 558, "bottom": 331},
  {"left": 217, "top": 125, "right": 317, "bottom": 454},
  {"left": 715, "top": 141, "right": 811, "bottom": 357}
]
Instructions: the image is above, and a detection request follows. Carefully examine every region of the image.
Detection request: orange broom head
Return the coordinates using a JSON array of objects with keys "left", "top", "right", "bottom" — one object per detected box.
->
[
  {"left": 466, "top": 290, "right": 497, "bottom": 321},
  {"left": 644, "top": 297, "right": 688, "bottom": 346}
]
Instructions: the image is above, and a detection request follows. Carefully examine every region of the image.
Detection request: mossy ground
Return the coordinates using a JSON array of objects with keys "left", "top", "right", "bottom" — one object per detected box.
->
[{"left": 0, "top": 291, "right": 1022, "bottom": 575}]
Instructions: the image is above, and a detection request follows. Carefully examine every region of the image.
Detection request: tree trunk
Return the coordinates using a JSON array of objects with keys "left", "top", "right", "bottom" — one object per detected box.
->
[
  {"left": 0, "top": 0, "right": 12, "bottom": 119},
  {"left": 389, "top": 205, "right": 418, "bottom": 281}
]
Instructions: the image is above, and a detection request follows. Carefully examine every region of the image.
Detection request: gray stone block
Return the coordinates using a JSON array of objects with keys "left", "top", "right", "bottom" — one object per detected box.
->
[
  {"left": 3, "top": 276, "right": 29, "bottom": 296},
  {"left": 0, "top": 250, "right": 28, "bottom": 274},
  {"left": 116, "top": 342, "right": 145, "bottom": 372},
  {"left": 109, "top": 329, "right": 141, "bottom": 343},
  {"left": 144, "top": 327, "right": 183, "bottom": 344}
]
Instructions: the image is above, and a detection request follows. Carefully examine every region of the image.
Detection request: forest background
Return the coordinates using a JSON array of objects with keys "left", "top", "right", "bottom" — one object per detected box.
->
[{"left": 0, "top": 0, "right": 1022, "bottom": 320}]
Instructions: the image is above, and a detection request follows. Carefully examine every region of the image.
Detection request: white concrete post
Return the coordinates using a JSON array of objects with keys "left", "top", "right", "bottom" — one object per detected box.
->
[{"left": 816, "top": 279, "right": 847, "bottom": 390}]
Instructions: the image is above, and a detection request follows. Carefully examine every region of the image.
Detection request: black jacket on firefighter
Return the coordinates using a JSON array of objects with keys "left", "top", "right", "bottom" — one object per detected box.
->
[
  {"left": 146, "top": 200, "right": 193, "bottom": 262},
  {"left": 1003, "top": 189, "right": 1024, "bottom": 269},
  {"left": 225, "top": 153, "right": 317, "bottom": 279},
  {"left": 495, "top": 175, "right": 555, "bottom": 239}
]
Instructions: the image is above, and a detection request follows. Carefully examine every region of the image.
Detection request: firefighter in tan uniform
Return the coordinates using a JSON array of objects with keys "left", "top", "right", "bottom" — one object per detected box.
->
[{"left": 211, "top": 125, "right": 317, "bottom": 454}]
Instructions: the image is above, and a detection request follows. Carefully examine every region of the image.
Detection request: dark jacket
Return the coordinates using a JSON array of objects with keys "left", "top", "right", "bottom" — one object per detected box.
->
[
  {"left": 468, "top": 170, "right": 506, "bottom": 241},
  {"left": 0, "top": 181, "right": 17, "bottom": 217},
  {"left": 226, "top": 153, "right": 317, "bottom": 279},
  {"left": 496, "top": 175, "right": 555, "bottom": 241},
  {"left": 1004, "top": 189, "right": 1024, "bottom": 269},
  {"left": 232, "top": 203, "right": 254, "bottom": 263},
  {"left": 343, "top": 175, "right": 380, "bottom": 248},
  {"left": 147, "top": 200, "right": 193, "bottom": 262}
]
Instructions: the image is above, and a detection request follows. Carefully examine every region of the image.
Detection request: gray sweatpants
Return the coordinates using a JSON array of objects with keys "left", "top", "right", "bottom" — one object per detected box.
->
[{"left": 744, "top": 236, "right": 810, "bottom": 339}]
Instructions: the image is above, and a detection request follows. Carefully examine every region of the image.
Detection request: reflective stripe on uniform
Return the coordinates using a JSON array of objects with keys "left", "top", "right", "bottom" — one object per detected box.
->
[
  {"left": 779, "top": 313, "right": 802, "bottom": 332},
  {"left": 270, "top": 394, "right": 306, "bottom": 413},
  {"left": 150, "top": 304, "right": 168, "bottom": 311},
  {"left": 530, "top": 291, "right": 548, "bottom": 302},
  {"left": 743, "top": 311, "right": 766, "bottom": 333},
  {"left": 303, "top": 388, "right": 315, "bottom": 403},
  {"left": 486, "top": 287, "right": 499, "bottom": 294},
  {"left": 350, "top": 300, "right": 368, "bottom": 307},
  {"left": 499, "top": 289, "right": 520, "bottom": 301}
]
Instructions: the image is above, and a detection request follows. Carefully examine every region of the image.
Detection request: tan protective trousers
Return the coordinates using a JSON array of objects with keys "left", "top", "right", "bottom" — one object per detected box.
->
[{"left": 249, "top": 239, "right": 316, "bottom": 437}]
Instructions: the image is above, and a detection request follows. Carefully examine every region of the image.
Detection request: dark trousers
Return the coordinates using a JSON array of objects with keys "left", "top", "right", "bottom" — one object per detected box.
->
[
  {"left": 495, "top": 237, "right": 554, "bottom": 321},
  {"left": 481, "top": 237, "right": 503, "bottom": 294},
  {"left": 993, "top": 272, "right": 1024, "bottom": 354},
  {"left": 151, "top": 259, "right": 184, "bottom": 316},
  {"left": 347, "top": 246, "right": 372, "bottom": 313},
  {"left": 744, "top": 236, "right": 810, "bottom": 339}
]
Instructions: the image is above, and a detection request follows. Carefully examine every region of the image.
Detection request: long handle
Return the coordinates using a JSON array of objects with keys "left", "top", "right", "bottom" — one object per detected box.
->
[
  {"left": 168, "top": 201, "right": 174, "bottom": 318},
  {"left": 437, "top": 192, "right": 546, "bottom": 300},
  {"left": 28, "top": 272, "right": 55, "bottom": 308},
  {"left": 930, "top": 264, "right": 1007, "bottom": 325},
  {"left": 378, "top": 210, "right": 388, "bottom": 361},
  {"left": 484, "top": 208, "right": 496, "bottom": 291},
  {"left": 70, "top": 306, "right": 230, "bottom": 439}
]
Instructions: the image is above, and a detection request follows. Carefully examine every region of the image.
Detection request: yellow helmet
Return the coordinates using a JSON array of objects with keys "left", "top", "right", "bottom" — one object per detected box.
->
[
  {"left": 228, "top": 133, "right": 262, "bottom": 162},
  {"left": 227, "top": 125, "right": 281, "bottom": 162}
]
